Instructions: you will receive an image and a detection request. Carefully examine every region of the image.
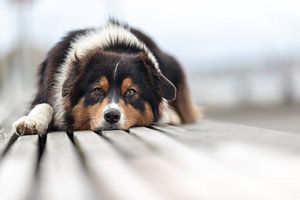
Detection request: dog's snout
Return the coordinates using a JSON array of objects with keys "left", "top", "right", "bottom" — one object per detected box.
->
[{"left": 104, "top": 109, "right": 121, "bottom": 124}]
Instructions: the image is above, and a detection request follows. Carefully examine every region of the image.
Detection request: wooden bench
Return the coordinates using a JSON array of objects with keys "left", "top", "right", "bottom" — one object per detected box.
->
[{"left": 1, "top": 118, "right": 300, "bottom": 200}]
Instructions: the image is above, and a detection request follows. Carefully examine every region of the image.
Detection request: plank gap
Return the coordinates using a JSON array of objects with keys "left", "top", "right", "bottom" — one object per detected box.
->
[
  {"left": 0, "top": 135, "right": 39, "bottom": 200},
  {"left": 0, "top": 133, "right": 19, "bottom": 160},
  {"left": 100, "top": 132, "right": 134, "bottom": 159},
  {"left": 35, "top": 135, "right": 47, "bottom": 175}
]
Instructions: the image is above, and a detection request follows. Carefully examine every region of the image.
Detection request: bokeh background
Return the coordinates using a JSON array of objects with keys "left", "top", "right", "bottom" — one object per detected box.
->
[{"left": 1, "top": 0, "right": 300, "bottom": 132}]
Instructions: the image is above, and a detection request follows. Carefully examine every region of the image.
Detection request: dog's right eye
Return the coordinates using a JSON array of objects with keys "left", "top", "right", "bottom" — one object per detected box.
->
[{"left": 94, "top": 87, "right": 105, "bottom": 96}]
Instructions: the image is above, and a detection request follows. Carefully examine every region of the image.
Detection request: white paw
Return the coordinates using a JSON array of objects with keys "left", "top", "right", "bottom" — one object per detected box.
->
[
  {"left": 159, "top": 106, "right": 182, "bottom": 125},
  {"left": 13, "top": 116, "right": 47, "bottom": 135},
  {"left": 167, "top": 108, "right": 182, "bottom": 125}
]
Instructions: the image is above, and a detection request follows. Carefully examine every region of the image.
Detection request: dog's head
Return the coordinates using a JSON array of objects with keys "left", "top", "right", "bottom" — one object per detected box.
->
[{"left": 62, "top": 49, "right": 176, "bottom": 131}]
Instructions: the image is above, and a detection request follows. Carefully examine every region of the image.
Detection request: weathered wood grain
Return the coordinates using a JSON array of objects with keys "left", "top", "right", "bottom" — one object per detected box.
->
[
  {"left": 0, "top": 132, "right": 18, "bottom": 159},
  {"left": 0, "top": 128, "right": 8, "bottom": 153},
  {"left": 0, "top": 101, "right": 26, "bottom": 131},
  {"left": 102, "top": 130, "right": 210, "bottom": 200},
  {"left": 153, "top": 124, "right": 213, "bottom": 147},
  {"left": 0, "top": 102, "right": 13, "bottom": 125},
  {"left": 212, "top": 142, "right": 300, "bottom": 199},
  {"left": 37, "top": 132, "right": 97, "bottom": 200},
  {"left": 160, "top": 121, "right": 300, "bottom": 198},
  {"left": 0, "top": 118, "right": 299, "bottom": 200},
  {"left": 180, "top": 120, "right": 300, "bottom": 153},
  {"left": 130, "top": 127, "right": 295, "bottom": 200},
  {"left": 74, "top": 131, "right": 164, "bottom": 200},
  {"left": 0, "top": 104, "right": 14, "bottom": 152},
  {"left": 0, "top": 135, "right": 38, "bottom": 200}
]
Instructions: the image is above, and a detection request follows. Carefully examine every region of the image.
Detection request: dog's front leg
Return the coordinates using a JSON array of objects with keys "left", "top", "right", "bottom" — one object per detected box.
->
[{"left": 13, "top": 103, "right": 54, "bottom": 136}]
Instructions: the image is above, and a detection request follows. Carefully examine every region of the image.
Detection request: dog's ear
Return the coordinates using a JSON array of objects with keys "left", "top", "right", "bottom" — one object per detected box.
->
[
  {"left": 138, "top": 53, "right": 177, "bottom": 101},
  {"left": 62, "top": 72, "right": 79, "bottom": 97},
  {"left": 62, "top": 51, "right": 84, "bottom": 97},
  {"left": 156, "top": 74, "right": 177, "bottom": 101}
]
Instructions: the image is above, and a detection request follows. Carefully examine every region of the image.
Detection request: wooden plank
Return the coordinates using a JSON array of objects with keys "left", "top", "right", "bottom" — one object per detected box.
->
[
  {"left": 0, "top": 102, "right": 12, "bottom": 124},
  {"left": 0, "top": 101, "right": 26, "bottom": 155},
  {"left": 130, "top": 127, "right": 294, "bottom": 200},
  {"left": 153, "top": 124, "right": 213, "bottom": 146},
  {"left": 161, "top": 121, "right": 300, "bottom": 197},
  {"left": 102, "top": 130, "right": 211, "bottom": 200},
  {"left": 0, "top": 132, "right": 18, "bottom": 159},
  {"left": 0, "top": 102, "right": 13, "bottom": 147},
  {"left": 0, "top": 101, "right": 25, "bottom": 129},
  {"left": 0, "top": 128, "right": 7, "bottom": 153},
  {"left": 213, "top": 142, "right": 300, "bottom": 199},
  {"left": 180, "top": 120, "right": 300, "bottom": 153},
  {"left": 0, "top": 123, "right": 19, "bottom": 152},
  {"left": 0, "top": 135, "right": 38, "bottom": 200},
  {"left": 74, "top": 131, "right": 164, "bottom": 200},
  {"left": 0, "top": 101, "right": 25, "bottom": 156},
  {"left": 37, "top": 132, "right": 97, "bottom": 200}
]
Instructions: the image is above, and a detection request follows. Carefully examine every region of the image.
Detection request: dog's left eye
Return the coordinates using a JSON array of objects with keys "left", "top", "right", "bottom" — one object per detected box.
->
[
  {"left": 94, "top": 87, "right": 105, "bottom": 96},
  {"left": 125, "top": 89, "right": 136, "bottom": 97}
]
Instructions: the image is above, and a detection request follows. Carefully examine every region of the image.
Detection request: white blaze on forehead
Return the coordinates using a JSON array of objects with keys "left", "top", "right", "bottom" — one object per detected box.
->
[
  {"left": 113, "top": 60, "right": 121, "bottom": 80},
  {"left": 52, "top": 22, "right": 161, "bottom": 127},
  {"left": 103, "top": 102, "right": 120, "bottom": 113}
]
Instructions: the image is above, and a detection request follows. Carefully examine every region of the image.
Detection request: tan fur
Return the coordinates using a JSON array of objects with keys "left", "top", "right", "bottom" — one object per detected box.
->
[
  {"left": 99, "top": 76, "right": 109, "bottom": 92},
  {"left": 70, "top": 76, "right": 155, "bottom": 131},
  {"left": 73, "top": 97, "right": 109, "bottom": 130},
  {"left": 118, "top": 99, "right": 153, "bottom": 129},
  {"left": 121, "top": 78, "right": 133, "bottom": 95},
  {"left": 72, "top": 76, "right": 109, "bottom": 130},
  {"left": 171, "top": 76, "right": 201, "bottom": 123}
]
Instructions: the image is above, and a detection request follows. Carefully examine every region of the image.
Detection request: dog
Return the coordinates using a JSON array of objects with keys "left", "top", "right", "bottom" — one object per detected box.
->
[{"left": 13, "top": 20, "right": 200, "bottom": 135}]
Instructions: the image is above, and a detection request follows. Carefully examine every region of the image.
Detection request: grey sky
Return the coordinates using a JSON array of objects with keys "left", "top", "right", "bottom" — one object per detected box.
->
[{"left": 1, "top": 0, "right": 300, "bottom": 69}]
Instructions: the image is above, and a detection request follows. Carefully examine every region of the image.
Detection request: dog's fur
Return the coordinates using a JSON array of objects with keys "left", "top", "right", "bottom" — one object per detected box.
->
[{"left": 13, "top": 20, "right": 200, "bottom": 135}]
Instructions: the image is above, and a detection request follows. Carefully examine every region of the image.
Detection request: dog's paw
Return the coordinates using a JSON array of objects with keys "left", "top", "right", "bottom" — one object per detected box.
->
[
  {"left": 166, "top": 108, "right": 182, "bottom": 125},
  {"left": 13, "top": 116, "right": 46, "bottom": 135},
  {"left": 159, "top": 106, "right": 182, "bottom": 125}
]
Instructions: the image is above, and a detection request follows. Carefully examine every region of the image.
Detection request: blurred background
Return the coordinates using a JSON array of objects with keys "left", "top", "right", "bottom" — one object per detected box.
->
[{"left": 1, "top": 0, "right": 300, "bottom": 133}]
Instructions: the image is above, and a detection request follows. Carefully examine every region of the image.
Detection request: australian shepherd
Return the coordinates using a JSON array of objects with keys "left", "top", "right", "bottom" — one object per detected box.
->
[{"left": 13, "top": 20, "right": 200, "bottom": 135}]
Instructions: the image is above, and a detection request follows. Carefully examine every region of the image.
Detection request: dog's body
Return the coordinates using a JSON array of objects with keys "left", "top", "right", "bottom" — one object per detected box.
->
[{"left": 13, "top": 21, "right": 199, "bottom": 135}]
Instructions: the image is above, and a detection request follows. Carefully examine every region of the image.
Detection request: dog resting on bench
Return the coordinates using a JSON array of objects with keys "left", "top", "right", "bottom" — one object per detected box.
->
[{"left": 13, "top": 20, "right": 200, "bottom": 135}]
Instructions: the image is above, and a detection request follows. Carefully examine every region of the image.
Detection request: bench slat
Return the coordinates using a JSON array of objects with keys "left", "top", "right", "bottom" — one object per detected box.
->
[
  {"left": 130, "top": 127, "right": 294, "bottom": 200},
  {"left": 0, "top": 128, "right": 8, "bottom": 153},
  {"left": 153, "top": 125, "right": 213, "bottom": 147},
  {"left": 102, "top": 130, "right": 209, "bottom": 200},
  {"left": 74, "top": 131, "right": 164, "bottom": 200},
  {"left": 212, "top": 142, "right": 300, "bottom": 199},
  {"left": 0, "top": 135, "right": 38, "bottom": 200},
  {"left": 37, "top": 132, "right": 97, "bottom": 200},
  {"left": 181, "top": 120, "right": 300, "bottom": 153}
]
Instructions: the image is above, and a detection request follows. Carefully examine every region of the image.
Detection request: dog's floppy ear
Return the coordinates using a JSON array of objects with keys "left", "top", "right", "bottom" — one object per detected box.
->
[
  {"left": 138, "top": 53, "right": 177, "bottom": 101},
  {"left": 157, "top": 74, "right": 177, "bottom": 101},
  {"left": 62, "top": 51, "right": 84, "bottom": 97}
]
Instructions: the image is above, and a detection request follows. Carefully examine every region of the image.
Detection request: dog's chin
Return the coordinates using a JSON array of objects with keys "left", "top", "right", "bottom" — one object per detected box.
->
[{"left": 93, "top": 123, "right": 128, "bottom": 132}]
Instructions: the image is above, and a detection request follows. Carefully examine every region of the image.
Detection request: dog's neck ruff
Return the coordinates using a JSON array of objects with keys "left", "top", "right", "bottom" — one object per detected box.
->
[{"left": 53, "top": 22, "right": 161, "bottom": 127}]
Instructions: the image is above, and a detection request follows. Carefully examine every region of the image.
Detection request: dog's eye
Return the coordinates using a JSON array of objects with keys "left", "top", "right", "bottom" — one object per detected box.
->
[
  {"left": 94, "top": 87, "right": 105, "bottom": 96},
  {"left": 125, "top": 89, "right": 136, "bottom": 97}
]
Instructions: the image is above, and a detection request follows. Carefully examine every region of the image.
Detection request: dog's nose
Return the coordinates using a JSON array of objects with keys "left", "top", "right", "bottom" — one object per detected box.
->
[{"left": 104, "top": 109, "right": 121, "bottom": 124}]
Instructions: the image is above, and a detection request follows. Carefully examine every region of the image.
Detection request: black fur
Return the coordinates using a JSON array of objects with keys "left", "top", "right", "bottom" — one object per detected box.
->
[
  {"left": 64, "top": 51, "right": 162, "bottom": 122},
  {"left": 31, "top": 21, "right": 194, "bottom": 130}
]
